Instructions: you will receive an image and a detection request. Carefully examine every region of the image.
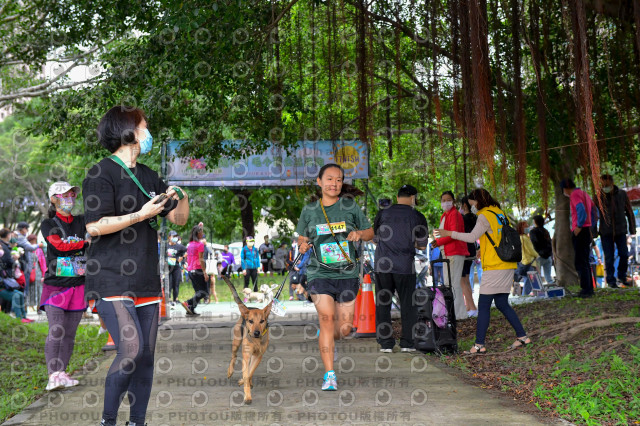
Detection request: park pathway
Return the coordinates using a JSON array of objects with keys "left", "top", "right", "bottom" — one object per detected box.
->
[{"left": 5, "top": 310, "right": 556, "bottom": 426}]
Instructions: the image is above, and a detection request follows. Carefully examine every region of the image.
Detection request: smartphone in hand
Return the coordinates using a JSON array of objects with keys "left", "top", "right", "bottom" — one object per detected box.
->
[{"left": 153, "top": 193, "right": 168, "bottom": 204}]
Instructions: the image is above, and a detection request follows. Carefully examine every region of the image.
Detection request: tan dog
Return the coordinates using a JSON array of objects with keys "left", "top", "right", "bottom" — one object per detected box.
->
[{"left": 223, "top": 276, "right": 272, "bottom": 404}]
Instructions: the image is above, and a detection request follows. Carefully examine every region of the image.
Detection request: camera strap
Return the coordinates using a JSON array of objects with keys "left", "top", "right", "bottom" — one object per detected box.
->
[{"left": 320, "top": 199, "right": 354, "bottom": 265}]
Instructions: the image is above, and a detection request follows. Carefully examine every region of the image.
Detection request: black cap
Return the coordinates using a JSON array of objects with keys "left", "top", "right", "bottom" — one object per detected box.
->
[
  {"left": 559, "top": 178, "right": 576, "bottom": 190},
  {"left": 398, "top": 184, "right": 418, "bottom": 197},
  {"left": 17, "top": 222, "right": 29, "bottom": 230}
]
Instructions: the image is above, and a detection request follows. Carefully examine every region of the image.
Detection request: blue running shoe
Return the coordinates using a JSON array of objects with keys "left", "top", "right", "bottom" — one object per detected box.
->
[{"left": 321, "top": 370, "right": 337, "bottom": 391}]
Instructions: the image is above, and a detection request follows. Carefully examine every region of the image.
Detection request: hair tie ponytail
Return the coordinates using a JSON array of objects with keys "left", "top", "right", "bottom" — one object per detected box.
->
[{"left": 47, "top": 202, "right": 57, "bottom": 219}]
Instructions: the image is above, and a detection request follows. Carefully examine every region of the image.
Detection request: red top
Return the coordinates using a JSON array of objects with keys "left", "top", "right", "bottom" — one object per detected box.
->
[
  {"left": 44, "top": 213, "right": 87, "bottom": 252},
  {"left": 435, "top": 207, "right": 470, "bottom": 257}
]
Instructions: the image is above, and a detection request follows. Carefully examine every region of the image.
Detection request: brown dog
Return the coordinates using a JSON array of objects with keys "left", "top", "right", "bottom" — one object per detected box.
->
[{"left": 223, "top": 276, "right": 272, "bottom": 404}]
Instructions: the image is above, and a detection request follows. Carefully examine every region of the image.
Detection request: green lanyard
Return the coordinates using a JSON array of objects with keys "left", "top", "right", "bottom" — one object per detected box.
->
[
  {"left": 108, "top": 155, "right": 158, "bottom": 229},
  {"left": 109, "top": 155, "right": 152, "bottom": 199}
]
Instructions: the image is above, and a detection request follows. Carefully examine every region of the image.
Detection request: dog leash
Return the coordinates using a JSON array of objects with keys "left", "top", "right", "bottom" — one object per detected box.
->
[{"left": 273, "top": 251, "right": 303, "bottom": 300}]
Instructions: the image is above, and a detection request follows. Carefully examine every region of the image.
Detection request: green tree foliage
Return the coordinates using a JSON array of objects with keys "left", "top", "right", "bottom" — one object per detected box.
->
[{"left": 4, "top": 0, "right": 639, "bottom": 254}]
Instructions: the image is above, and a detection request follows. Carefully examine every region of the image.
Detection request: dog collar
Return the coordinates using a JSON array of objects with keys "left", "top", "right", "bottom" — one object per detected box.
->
[{"left": 242, "top": 319, "right": 269, "bottom": 338}]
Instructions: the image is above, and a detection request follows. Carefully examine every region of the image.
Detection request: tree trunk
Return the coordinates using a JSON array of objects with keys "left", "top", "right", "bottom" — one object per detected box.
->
[
  {"left": 633, "top": 0, "right": 640, "bottom": 62},
  {"left": 552, "top": 184, "right": 579, "bottom": 286},
  {"left": 568, "top": 0, "right": 601, "bottom": 203},
  {"left": 489, "top": 0, "right": 509, "bottom": 193},
  {"left": 469, "top": 0, "right": 496, "bottom": 177},
  {"left": 529, "top": 0, "right": 550, "bottom": 212},
  {"left": 355, "top": 0, "right": 369, "bottom": 144},
  {"left": 459, "top": 0, "right": 476, "bottom": 173},
  {"left": 233, "top": 189, "right": 255, "bottom": 240},
  {"left": 511, "top": 0, "right": 527, "bottom": 208}
]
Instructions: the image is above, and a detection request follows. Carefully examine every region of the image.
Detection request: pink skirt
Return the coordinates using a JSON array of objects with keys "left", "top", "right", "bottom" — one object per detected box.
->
[{"left": 39, "top": 284, "right": 87, "bottom": 312}]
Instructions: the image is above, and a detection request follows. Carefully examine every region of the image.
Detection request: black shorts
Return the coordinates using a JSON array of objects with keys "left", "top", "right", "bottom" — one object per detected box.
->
[
  {"left": 308, "top": 278, "right": 359, "bottom": 302},
  {"left": 462, "top": 259, "right": 473, "bottom": 277}
]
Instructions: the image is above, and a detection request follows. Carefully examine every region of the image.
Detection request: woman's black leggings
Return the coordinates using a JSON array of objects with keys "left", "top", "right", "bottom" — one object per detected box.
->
[
  {"left": 169, "top": 267, "right": 182, "bottom": 301},
  {"left": 96, "top": 299, "right": 158, "bottom": 426},
  {"left": 187, "top": 269, "right": 209, "bottom": 310}
]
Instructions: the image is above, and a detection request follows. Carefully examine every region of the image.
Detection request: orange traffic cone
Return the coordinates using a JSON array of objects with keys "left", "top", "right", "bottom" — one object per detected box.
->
[
  {"left": 355, "top": 273, "right": 376, "bottom": 338},
  {"left": 159, "top": 287, "right": 168, "bottom": 323},
  {"left": 102, "top": 332, "right": 116, "bottom": 352},
  {"left": 352, "top": 286, "right": 362, "bottom": 330}
]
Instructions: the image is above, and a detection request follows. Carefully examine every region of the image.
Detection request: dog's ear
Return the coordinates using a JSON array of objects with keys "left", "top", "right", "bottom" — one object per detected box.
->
[
  {"left": 263, "top": 301, "right": 273, "bottom": 317},
  {"left": 238, "top": 302, "right": 250, "bottom": 317}
]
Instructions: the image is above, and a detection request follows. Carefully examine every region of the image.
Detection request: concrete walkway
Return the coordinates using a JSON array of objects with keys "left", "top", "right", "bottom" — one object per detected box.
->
[{"left": 6, "top": 311, "right": 553, "bottom": 426}]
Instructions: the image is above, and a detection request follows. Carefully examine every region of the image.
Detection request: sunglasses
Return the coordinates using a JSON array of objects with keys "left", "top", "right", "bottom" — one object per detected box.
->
[{"left": 55, "top": 192, "right": 77, "bottom": 199}]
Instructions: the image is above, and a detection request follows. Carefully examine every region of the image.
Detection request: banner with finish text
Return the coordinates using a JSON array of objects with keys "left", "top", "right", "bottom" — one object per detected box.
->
[{"left": 166, "top": 140, "right": 369, "bottom": 187}]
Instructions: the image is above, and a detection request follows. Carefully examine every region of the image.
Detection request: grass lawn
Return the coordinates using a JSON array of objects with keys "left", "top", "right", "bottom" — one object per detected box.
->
[
  {"left": 175, "top": 273, "right": 300, "bottom": 303},
  {"left": 437, "top": 286, "right": 640, "bottom": 425},
  {"left": 0, "top": 314, "right": 107, "bottom": 423}
]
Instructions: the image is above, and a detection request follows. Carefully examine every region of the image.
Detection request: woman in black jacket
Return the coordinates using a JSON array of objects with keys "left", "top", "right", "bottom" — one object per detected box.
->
[
  {"left": 39, "top": 181, "right": 89, "bottom": 391},
  {"left": 83, "top": 106, "right": 189, "bottom": 426}
]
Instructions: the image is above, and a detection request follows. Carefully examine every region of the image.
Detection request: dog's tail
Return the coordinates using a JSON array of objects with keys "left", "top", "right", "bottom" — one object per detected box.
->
[{"left": 221, "top": 275, "right": 245, "bottom": 306}]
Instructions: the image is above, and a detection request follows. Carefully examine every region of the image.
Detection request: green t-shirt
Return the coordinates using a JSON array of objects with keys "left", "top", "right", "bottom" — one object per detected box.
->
[{"left": 295, "top": 198, "right": 372, "bottom": 281}]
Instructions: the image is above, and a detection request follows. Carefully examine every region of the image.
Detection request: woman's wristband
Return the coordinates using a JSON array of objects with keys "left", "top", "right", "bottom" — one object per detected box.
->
[{"left": 171, "top": 186, "right": 185, "bottom": 200}]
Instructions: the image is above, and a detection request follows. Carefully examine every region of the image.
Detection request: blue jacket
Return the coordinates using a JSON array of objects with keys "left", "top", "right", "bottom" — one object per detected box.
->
[
  {"left": 241, "top": 246, "right": 260, "bottom": 270},
  {"left": 297, "top": 251, "right": 311, "bottom": 276}
]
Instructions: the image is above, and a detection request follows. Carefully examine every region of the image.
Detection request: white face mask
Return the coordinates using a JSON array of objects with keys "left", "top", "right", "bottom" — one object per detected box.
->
[
  {"left": 602, "top": 186, "right": 613, "bottom": 194},
  {"left": 441, "top": 201, "right": 453, "bottom": 212},
  {"left": 471, "top": 205, "right": 478, "bottom": 214}
]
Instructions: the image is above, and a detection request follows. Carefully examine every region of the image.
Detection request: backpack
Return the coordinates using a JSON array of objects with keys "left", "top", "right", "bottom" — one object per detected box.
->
[
  {"left": 432, "top": 288, "right": 448, "bottom": 328},
  {"left": 484, "top": 210, "right": 522, "bottom": 263}
]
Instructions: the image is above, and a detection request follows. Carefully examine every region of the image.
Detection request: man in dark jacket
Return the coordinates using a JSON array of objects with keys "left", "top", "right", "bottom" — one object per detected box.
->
[
  {"left": 597, "top": 174, "right": 637, "bottom": 288},
  {"left": 529, "top": 215, "right": 554, "bottom": 283},
  {"left": 373, "top": 184, "right": 429, "bottom": 352}
]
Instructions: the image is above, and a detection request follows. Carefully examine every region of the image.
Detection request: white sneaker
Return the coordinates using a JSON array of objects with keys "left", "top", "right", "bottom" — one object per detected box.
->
[
  {"left": 60, "top": 372, "right": 79, "bottom": 387},
  {"left": 46, "top": 372, "right": 64, "bottom": 391},
  {"left": 400, "top": 347, "right": 416, "bottom": 353},
  {"left": 379, "top": 348, "right": 393, "bottom": 353},
  {"left": 467, "top": 310, "right": 478, "bottom": 318},
  {"left": 98, "top": 326, "right": 107, "bottom": 335},
  {"left": 321, "top": 371, "right": 338, "bottom": 391}
]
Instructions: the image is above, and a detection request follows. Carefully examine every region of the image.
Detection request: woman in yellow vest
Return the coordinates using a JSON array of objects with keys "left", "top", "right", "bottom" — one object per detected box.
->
[{"left": 435, "top": 188, "right": 531, "bottom": 354}]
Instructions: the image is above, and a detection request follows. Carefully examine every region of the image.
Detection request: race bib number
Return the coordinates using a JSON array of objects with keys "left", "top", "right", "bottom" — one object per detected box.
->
[
  {"left": 319, "top": 242, "right": 350, "bottom": 264},
  {"left": 56, "top": 256, "right": 86, "bottom": 277},
  {"left": 272, "top": 298, "right": 286, "bottom": 317},
  {"left": 316, "top": 221, "right": 347, "bottom": 235}
]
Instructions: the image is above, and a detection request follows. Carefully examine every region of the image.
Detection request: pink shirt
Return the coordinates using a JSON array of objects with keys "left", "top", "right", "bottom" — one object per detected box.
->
[
  {"left": 187, "top": 241, "right": 204, "bottom": 271},
  {"left": 569, "top": 188, "right": 593, "bottom": 232}
]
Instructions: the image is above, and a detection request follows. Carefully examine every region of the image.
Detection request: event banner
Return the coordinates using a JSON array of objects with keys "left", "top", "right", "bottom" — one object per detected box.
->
[{"left": 166, "top": 140, "right": 369, "bottom": 187}]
